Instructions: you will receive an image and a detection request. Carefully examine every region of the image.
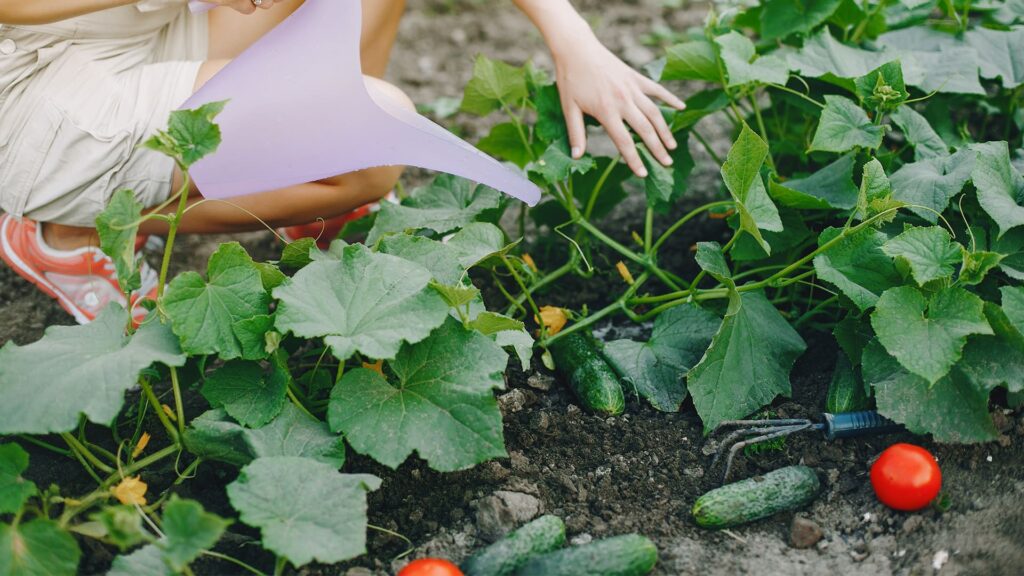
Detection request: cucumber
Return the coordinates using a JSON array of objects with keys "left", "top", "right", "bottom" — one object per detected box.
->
[
  {"left": 548, "top": 332, "right": 625, "bottom": 416},
  {"left": 826, "top": 354, "right": 869, "bottom": 414},
  {"left": 692, "top": 465, "right": 820, "bottom": 529},
  {"left": 462, "top": 515, "right": 566, "bottom": 576},
  {"left": 515, "top": 534, "right": 657, "bottom": 576}
]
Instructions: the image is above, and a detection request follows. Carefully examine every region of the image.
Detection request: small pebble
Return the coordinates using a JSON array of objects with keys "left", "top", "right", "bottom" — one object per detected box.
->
[
  {"left": 933, "top": 550, "right": 950, "bottom": 570},
  {"left": 790, "top": 517, "right": 824, "bottom": 549}
]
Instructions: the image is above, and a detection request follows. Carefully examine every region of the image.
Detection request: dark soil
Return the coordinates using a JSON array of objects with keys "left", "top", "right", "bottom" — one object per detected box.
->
[{"left": 2, "top": 1, "right": 1023, "bottom": 575}]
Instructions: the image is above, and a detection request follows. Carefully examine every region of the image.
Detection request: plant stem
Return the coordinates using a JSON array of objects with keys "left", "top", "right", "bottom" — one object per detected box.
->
[
  {"left": 766, "top": 83, "right": 825, "bottom": 109},
  {"left": 691, "top": 129, "right": 724, "bottom": 165},
  {"left": 139, "top": 378, "right": 180, "bottom": 443},
  {"left": 652, "top": 200, "right": 734, "bottom": 252},
  {"left": 643, "top": 208, "right": 654, "bottom": 255},
  {"left": 582, "top": 157, "right": 620, "bottom": 221},
  {"left": 169, "top": 367, "right": 186, "bottom": 436},
  {"left": 503, "top": 259, "right": 576, "bottom": 317},
  {"left": 286, "top": 386, "right": 316, "bottom": 419},
  {"left": 749, "top": 92, "right": 777, "bottom": 173},
  {"left": 502, "top": 255, "right": 543, "bottom": 324},
  {"left": 201, "top": 551, "right": 269, "bottom": 576},
  {"left": 544, "top": 273, "right": 649, "bottom": 346},
  {"left": 157, "top": 171, "right": 191, "bottom": 299},
  {"left": 17, "top": 435, "right": 73, "bottom": 458},
  {"left": 274, "top": 556, "right": 287, "bottom": 576},
  {"left": 61, "top": 433, "right": 114, "bottom": 475}
]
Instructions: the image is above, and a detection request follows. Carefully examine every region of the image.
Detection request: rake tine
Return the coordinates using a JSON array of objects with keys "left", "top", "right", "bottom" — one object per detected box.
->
[
  {"left": 709, "top": 426, "right": 788, "bottom": 471},
  {"left": 721, "top": 423, "right": 814, "bottom": 483},
  {"left": 714, "top": 418, "right": 812, "bottom": 430}
]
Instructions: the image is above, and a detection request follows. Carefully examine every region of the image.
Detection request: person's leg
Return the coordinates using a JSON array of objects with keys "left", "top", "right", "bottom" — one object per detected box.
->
[{"left": 46, "top": 0, "right": 409, "bottom": 247}]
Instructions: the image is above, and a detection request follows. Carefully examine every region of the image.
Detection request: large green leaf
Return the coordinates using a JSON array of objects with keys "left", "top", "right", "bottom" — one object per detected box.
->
[
  {"left": 159, "top": 497, "right": 230, "bottom": 573},
  {"left": 108, "top": 546, "right": 170, "bottom": 576},
  {"left": 786, "top": 29, "right": 889, "bottom": 80},
  {"left": 0, "top": 520, "right": 80, "bottom": 576},
  {"left": 0, "top": 307, "right": 185, "bottom": 434},
  {"left": 972, "top": 141, "right": 1024, "bottom": 239},
  {"left": 274, "top": 244, "right": 449, "bottom": 361},
  {"left": 863, "top": 341, "right": 997, "bottom": 443},
  {"left": 200, "top": 360, "right": 288, "bottom": 429},
  {"left": 890, "top": 106, "right": 948, "bottom": 160},
  {"left": 184, "top": 405, "right": 345, "bottom": 468},
  {"left": 0, "top": 444, "right": 35, "bottom": 515},
  {"left": 1002, "top": 286, "right": 1024, "bottom": 333},
  {"left": 663, "top": 40, "right": 720, "bottom": 81},
  {"left": 721, "top": 125, "right": 783, "bottom": 253},
  {"left": 460, "top": 55, "right": 528, "bottom": 115},
  {"left": 227, "top": 457, "right": 380, "bottom": 567},
  {"left": 964, "top": 28, "right": 1024, "bottom": 88},
  {"left": 367, "top": 175, "right": 502, "bottom": 244},
  {"left": 164, "top": 242, "right": 270, "bottom": 360},
  {"left": 890, "top": 149, "right": 975, "bottom": 222},
  {"left": 871, "top": 286, "right": 992, "bottom": 383},
  {"left": 639, "top": 138, "right": 696, "bottom": 213},
  {"left": 810, "top": 95, "right": 883, "bottom": 153},
  {"left": 95, "top": 189, "right": 144, "bottom": 294},
  {"left": 882, "top": 226, "right": 964, "bottom": 286},
  {"left": 528, "top": 139, "right": 596, "bottom": 185},
  {"left": 813, "top": 227, "right": 902, "bottom": 311},
  {"left": 769, "top": 153, "right": 859, "bottom": 210},
  {"left": 477, "top": 122, "right": 540, "bottom": 168},
  {"left": 714, "top": 32, "right": 789, "bottom": 87},
  {"left": 760, "top": 0, "right": 844, "bottom": 40},
  {"left": 328, "top": 318, "right": 507, "bottom": 471},
  {"left": 604, "top": 305, "right": 720, "bottom": 412},
  {"left": 688, "top": 291, "right": 807, "bottom": 432},
  {"left": 957, "top": 303, "right": 1024, "bottom": 395}
]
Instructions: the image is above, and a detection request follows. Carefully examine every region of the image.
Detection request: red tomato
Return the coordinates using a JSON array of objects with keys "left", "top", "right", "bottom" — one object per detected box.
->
[
  {"left": 870, "top": 443, "right": 942, "bottom": 511},
  {"left": 397, "top": 558, "right": 464, "bottom": 576}
]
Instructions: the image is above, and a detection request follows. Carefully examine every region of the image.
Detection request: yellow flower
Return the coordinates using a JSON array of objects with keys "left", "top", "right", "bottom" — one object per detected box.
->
[
  {"left": 112, "top": 477, "right": 148, "bottom": 506},
  {"left": 131, "top": 432, "right": 151, "bottom": 459},
  {"left": 536, "top": 306, "right": 568, "bottom": 336},
  {"left": 615, "top": 261, "right": 635, "bottom": 285},
  {"left": 362, "top": 359, "right": 384, "bottom": 376},
  {"left": 522, "top": 254, "right": 538, "bottom": 272},
  {"left": 161, "top": 404, "right": 177, "bottom": 422}
]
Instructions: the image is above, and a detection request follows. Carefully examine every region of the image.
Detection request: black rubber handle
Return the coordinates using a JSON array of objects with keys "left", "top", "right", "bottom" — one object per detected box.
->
[{"left": 822, "top": 411, "right": 903, "bottom": 440}]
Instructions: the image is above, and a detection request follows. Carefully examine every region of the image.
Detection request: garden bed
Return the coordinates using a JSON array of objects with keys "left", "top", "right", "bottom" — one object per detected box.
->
[{"left": 2, "top": 1, "right": 1023, "bottom": 575}]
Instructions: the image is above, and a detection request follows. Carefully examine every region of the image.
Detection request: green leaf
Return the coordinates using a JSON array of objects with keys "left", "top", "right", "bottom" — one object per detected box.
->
[
  {"left": 90, "top": 506, "right": 145, "bottom": 551},
  {"left": 760, "top": 0, "right": 844, "bottom": 40},
  {"left": 0, "top": 307, "right": 186, "bottom": 434},
  {"left": 367, "top": 175, "right": 502, "bottom": 244},
  {"left": 280, "top": 238, "right": 317, "bottom": 269},
  {"left": 854, "top": 61, "right": 909, "bottom": 112},
  {"left": 730, "top": 210, "right": 813, "bottom": 262},
  {"left": 662, "top": 40, "right": 720, "bottom": 81},
  {"left": 890, "top": 149, "right": 975, "bottom": 222},
  {"left": 694, "top": 242, "right": 732, "bottom": 281},
  {"left": 468, "top": 312, "right": 534, "bottom": 371},
  {"left": 964, "top": 28, "right": 1024, "bottom": 88},
  {"left": 328, "top": 318, "right": 507, "bottom": 471},
  {"left": 863, "top": 340, "right": 997, "bottom": 443},
  {"left": 890, "top": 106, "right": 948, "bottom": 160},
  {"left": 834, "top": 313, "right": 874, "bottom": 365},
  {"left": 274, "top": 244, "right": 449, "bottom": 361},
  {"left": 533, "top": 84, "right": 568, "bottom": 144},
  {"left": 959, "top": 250, "right": 1004, "bottom": 286},
  {"left": 528, "top": 139, "right": 596, "bottom": 185},
  {"left": 201, "top": 360, "right": 288, "bottom": 428},
  {"left": 142, "top": 101, "right": 227, "bottom": 168},
  {"left": 604, "top": 305, "right": 720, "bottom": 412},
  {"left": 670, "top": 89, "right": 731, "bottom": 131},
  {"left": 871, "top": 286, "right": 992, "bottom": 383},
  {"left": 108, "top": 546, "right": 170, "bottom": 576},
  {"left": 639, "top": 138, "right": 696, "bottom": 213},
  {"left": 379, "top": 235, "right": 465, "bottom": 286},
  {"left": 233, "top": 314, "right": 276, "bottom": 361},
  {"left": 786, "top": 29, "right": 889, "bottom": 80},
  {"left": 478, "top": 123, "right": 538, "bottom": 168},
  {"left": 957, "top": 303, "right": 1024, "bottom": 395},
  {"left": 972, "top": 141, "right": 1024, "bottom": 239},
  {"left": 721, "top": 125, "right": 783, "bottom": 253},
  {"left": 715, "top": 32, "right": 789, "bottom": 87},
  {"left": 688, "top": 291, "right": 807, "bottom": 432},
  {"left": 1002, "top": 286, "right": 1024, "bottom": 334},
  {"left": 253, "top": 262, "right": 287, "bottom": 291},
  {"left": 226, "top": 457, "right": 381, "bottom": 567},
  {"left": 184, "top": 405, "right": 346, "bottom": 468},
  {"left": 159, "top": 497, "right": 230, "bottom": 572},
  {"left": 164, "top": 242, "right": 270, "bottom": 360},
  {"left": 810, "top": 95, "right": 884, "bottom": 153},
  {"left": 0, "top": 444, "right": 35, "bottom": 515},
  {"left": 469, "top": 312, "right": 525, "bottom": 336},
  {"left": 813, "top": 227, "right": 902, "bottom": 311},
  {"left": 0, "top": 520, "right": 80, "bottom": 576},
  {"left": 460, "top": 56, "right": 528, "bottom": 116},
  {"left": 769, "top": 153, "right": 859, "bottom": 210},
  {"left": 882, "top": 226, "right": 963, "bottom": 286},
  {"left": 95, "top": 189, "right": 144, "bottom": 294}
]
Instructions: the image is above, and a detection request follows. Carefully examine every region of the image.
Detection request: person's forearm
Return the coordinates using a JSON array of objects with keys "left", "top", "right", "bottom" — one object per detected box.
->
[
  {"left": 511, "top": 0, "right": 596, "bottom": 59},
  {"left": 0, "top": 0, "right": 136, "bottom": 25}
]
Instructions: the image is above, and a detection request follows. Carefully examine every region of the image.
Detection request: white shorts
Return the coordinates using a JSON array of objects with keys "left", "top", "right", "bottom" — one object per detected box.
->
[{"left": 0, "top": 0, "right": 208, "bottom": 226}]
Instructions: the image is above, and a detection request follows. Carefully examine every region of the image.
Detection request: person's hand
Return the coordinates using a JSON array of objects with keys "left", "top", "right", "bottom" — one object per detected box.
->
[
  {"left": 552, "top": 35, "right": 686, "bottom": 178},
  {"left": 207, "top": 0, "right": 284, "bottom": 15}
]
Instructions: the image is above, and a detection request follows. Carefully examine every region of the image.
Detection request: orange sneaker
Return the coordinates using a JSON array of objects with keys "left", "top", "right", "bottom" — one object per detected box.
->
[
  {"left": 278, "top": 192, "right": 396, "bottom": 249},
  {"left": 0, "top": 214, "right": 158, "bottom": 325}
]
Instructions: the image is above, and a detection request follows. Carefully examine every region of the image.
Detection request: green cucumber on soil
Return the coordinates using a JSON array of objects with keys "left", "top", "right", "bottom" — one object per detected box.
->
[
  {"left": 548, "top": 331, "right": 625, "bottom": 416},
  {"left": 514, "top": 534, "right": 658, "bottom": 576},
  {"left": 693, "top": 465, "right": 820, "bottom": 529},
  {"left": 826, "top": 354, "right": 869, "bottom": 414},
  {"left": 462, "top": 515, "right": 567, "bottom": 576}
]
